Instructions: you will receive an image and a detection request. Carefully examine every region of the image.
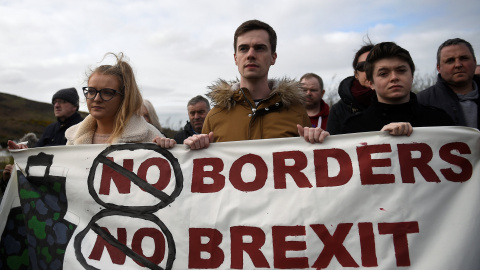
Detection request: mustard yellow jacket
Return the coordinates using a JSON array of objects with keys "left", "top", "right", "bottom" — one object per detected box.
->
[{"left": 202, "top": 78, "right": 311, "bottom": 142}]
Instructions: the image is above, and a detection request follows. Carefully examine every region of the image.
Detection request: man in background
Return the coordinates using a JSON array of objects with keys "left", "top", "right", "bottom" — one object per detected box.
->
[
  {"left": 36, "top": 87, "right": 83, "bottom": 147},
  {"left": 174, "top": 95, "right": 210, "bottom": 144},
  {"left": 300, "top": 73, "right": 329, "bottom": 129},
  {"left": 417, "top": 38, "right": 479, "bottom": 128}
]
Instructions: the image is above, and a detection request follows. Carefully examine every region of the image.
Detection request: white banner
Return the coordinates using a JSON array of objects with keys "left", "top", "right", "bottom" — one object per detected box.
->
[{"left": 1, "top": 126, "right": 479, "bottom": 269}]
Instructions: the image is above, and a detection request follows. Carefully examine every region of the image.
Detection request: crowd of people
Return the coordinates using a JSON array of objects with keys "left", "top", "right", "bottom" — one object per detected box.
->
[{"left": 1, "top": 19, "right": 479, "bottom": 197}]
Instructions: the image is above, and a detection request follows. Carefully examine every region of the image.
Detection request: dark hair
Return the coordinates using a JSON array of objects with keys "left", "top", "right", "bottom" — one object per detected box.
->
[
  {"left": 234, "top": 19, "right": 277, "bottom": 54},
  {"left": 365, "top": 42, "right": 415, "bottom": 82},
  {"left": 436, "top": 38, "right": 476, "bottom": 65},
  {"left": 187, "top": 95, "right": 210, "bottom": 109},
  {"left": 299, "top": 73, "right": 324, "bottom": 90},
  {"left": 353, "top": 43, "right": 375, "bottom": 70}
]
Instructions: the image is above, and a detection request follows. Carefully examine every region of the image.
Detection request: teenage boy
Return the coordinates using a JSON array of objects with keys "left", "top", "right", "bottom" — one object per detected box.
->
[{"left": 342, "top": 42, "right": 453, "bottom": 135}]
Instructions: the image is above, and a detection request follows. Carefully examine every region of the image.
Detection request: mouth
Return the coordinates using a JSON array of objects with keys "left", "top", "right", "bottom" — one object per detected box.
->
[
  {"left": 389, "top": 85, "right": 403, "bottom": 90},
  {"left": 245, "top": 63, "right": 258, "bottom": 68}
]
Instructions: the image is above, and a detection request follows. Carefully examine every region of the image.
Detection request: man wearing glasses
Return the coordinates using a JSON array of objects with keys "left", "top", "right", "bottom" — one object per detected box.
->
[
  {"left": 326, "top": 43, "right": 375, "bottom": 135},
  {"left": 35, "top": 87, "right": 83, "bottom": 147}
]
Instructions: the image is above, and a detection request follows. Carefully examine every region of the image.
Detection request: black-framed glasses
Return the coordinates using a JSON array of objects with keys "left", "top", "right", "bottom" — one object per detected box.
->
[
  {"left": 82, "top": 87, "right": 123, "bottom": 101},
  {"left": 356, "top": 61, "right": 366, "bottom": 72}
]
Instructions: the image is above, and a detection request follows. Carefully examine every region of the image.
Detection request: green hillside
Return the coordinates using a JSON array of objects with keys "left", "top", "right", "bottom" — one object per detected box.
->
[
  {"left": 1, "top": 92, "right": 55, "bottom": 147},
  {"left": 0, "top": 92, "right": 89, "bottom": 147}
]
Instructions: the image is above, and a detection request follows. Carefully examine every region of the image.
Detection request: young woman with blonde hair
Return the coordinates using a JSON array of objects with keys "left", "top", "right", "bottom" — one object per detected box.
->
[{"left": 65, "top": 52, "right": 164, "bottom": 144}]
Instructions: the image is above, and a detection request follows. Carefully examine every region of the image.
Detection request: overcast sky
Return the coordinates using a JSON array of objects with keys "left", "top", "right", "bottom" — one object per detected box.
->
[{"left": 1, "top": 0, "right": 479, "bottom": 129}]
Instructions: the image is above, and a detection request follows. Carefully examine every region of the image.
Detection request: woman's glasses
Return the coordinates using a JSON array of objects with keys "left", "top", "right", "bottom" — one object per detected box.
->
[{"left": 82, "top": 87, "right": 123, "bottom": 101}]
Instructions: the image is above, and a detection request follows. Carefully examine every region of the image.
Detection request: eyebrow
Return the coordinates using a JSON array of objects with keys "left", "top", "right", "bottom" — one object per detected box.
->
[
  {"left": 376, "top": 64, "right": 408, "bottom": 71},
  {"left": 238, "top": 43, "right": 268, "bottom": 48}
]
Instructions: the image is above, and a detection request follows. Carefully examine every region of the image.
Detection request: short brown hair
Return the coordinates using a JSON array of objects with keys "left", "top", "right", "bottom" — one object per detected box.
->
[
  {"left": 436, "top": 38, "right": 476, "bottom": 65},
  {"left": 187, "top": 95, "right": 210, "bottom": 109},
  {"left": 365, "top": 42, "right": 415, "bottom": 82},
  {"left": 234, "top": 19, "right": 277, "bottom": 54},
  {"left": 300, "top": 73, "right": 324, "bottom": 90}
]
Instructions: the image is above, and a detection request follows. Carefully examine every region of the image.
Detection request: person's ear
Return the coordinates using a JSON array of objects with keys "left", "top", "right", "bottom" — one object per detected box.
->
[
  {"left": 369, "top": 80, "right": 375, "bottom": 90},
  {"left": 271, "top": 52, "right": 277, "bottom": 65}
]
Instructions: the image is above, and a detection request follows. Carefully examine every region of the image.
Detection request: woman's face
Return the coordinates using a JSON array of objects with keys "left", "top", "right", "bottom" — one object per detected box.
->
[
  {"left": 354, "top": 51, "right": 371, "bottom": 88},
  {"left": 86, "top": 73, "right": 123, "bottom": 124}
]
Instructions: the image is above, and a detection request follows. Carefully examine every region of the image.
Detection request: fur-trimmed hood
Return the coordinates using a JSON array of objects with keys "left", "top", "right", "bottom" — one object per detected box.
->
[{"left": 206, "top": 78, "right": 306, "bottom": 110}]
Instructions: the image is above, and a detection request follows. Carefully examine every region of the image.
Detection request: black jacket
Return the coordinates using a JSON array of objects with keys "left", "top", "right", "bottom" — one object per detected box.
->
[
  {"left": 326, "top": 76, "right": 370, "bottom": 135},
  {"left": 174, "top": 121, "right": 195, "bottom": 144},
  {"left": 417, "top": 74, "right": 480, "bottom": 127},
  {"left": 342, "top": 93, "right": 454, "bottom": 134},
  {"left": 35, "top": 112, "right": 83, "bottom": 147}
]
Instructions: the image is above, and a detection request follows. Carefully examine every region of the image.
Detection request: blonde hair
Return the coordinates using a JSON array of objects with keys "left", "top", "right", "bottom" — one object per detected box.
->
[
  {"left": 88, "top": 52, "right": 143, "bottom": 143},
  {"left": 143, "top": 99, "right": 162, "bottom": 131}
]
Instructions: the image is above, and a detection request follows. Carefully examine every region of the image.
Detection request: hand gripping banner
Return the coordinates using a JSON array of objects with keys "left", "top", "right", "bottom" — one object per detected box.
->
[{"left": 1, "top": 126, "right": 479, "bottom": 269}]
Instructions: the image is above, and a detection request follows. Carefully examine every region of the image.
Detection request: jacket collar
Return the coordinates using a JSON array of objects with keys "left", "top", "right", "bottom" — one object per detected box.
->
[{"left": 207, "top": 78, "right": 306, "bottom": 110}]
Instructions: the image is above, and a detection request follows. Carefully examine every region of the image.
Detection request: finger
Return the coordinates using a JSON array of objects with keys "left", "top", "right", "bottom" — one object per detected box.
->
[
  {"left": 208, "top": 132, "right": 214, "bottom": 143},
  {"left": 301, "top": 127, "right": 310, "bottom": 143},
  {"left": 406, "top": 124, "right": 413, "bottom": 136},
  {"left": 380, "top": 124, "right": 391, "bottom": 132},
  {"left": 393, "top": 124, "right": 401, "bottom": 135},
  {"left": 201, "top": 135, "right": 210, "bottom": 148},
  {"left": 195, "top": 135, "right": 206, "bottom": 149},
  {"left": 319, "top": 130, "right": 330, "bottom": 143},
  {"left": 313, "top": 128, "right": 323, "bottom": 143},
  {"left": 309, "top": 128, "right": 317, "bottom": 143},
  {"left": 297, "top": 124, "right": 304, "bottom": 137},
  {"left": 7, "top": 140, "right": 19, "bottom": 149},
  {"left": 190, "top": 136, "right": 199, "bottom": 150},
  {"left": 184, "top": 139, "right": 194, "bottom": 149}
]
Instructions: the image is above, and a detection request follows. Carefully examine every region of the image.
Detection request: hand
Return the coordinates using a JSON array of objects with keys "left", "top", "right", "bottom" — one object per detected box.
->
[
  {"left": 297, "top": 125, "right": 329, "bottom": 144},
  {"left": 381, "top": 122, "right": 413, "bottom": 136},
  {"left": 2, "top": 164, "right": 13, "bottom": 183},
  {"left": 7, "top": 140, "right": 28, "bottom": 149},
  {"left": 153, "top": 137, "right": 177, "bottom": 148},
  {"left": 184, "top": 132, "right": 214, "bottom": 150}
]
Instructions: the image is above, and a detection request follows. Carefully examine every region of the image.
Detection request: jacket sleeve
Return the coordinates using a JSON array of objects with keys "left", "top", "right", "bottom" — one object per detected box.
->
[
  {"left": 326, "top": 104, "right": 341, "bottom": 135},
  {"left": 201, "top": 114, "right": 213, "bottom": 134},
  {"left": 34, "top": 124, "right": 55, "bottom": 147}
]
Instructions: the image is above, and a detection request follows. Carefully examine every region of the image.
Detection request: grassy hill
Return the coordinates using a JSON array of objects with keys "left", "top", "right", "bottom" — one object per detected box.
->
[
  {"left": 0, "top": 92, "right": 61, "bottom": 147},
  {"left": 0, "top": 92, "right": 178, "bottom": 148}
]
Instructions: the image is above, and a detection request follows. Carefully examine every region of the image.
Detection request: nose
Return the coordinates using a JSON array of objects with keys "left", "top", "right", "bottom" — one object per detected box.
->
[
  {"left": 390, "top": 72, "right": 399, "bottom": 82},
  {"left": 93, "top": 91, "right": 102, "bottom": 101},
  {"left": 247, "top": 47, "right": 256, "bottom": 59},
  {"left": 454, "top": 58, "right": 463, "bottom": 67}
]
